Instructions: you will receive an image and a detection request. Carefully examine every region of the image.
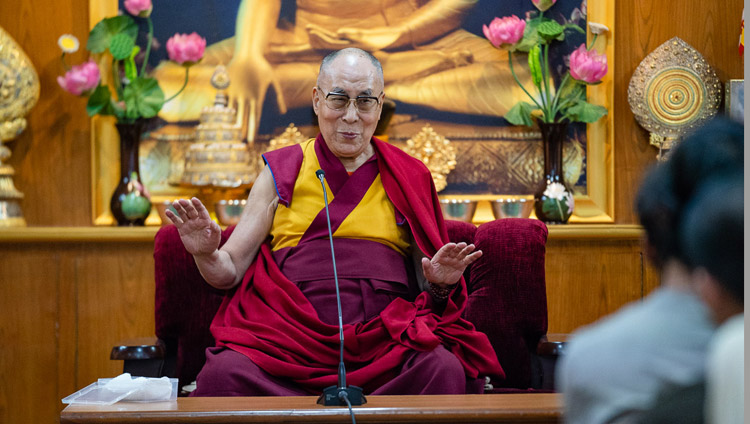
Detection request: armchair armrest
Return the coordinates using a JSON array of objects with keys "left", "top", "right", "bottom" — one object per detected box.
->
[
  {"left": 111, "top": 337, "right": 171, "bottom": 378},
  {"left": 111, "top": 337, "right": 165, "bottom": 361},
  {"left": 533, "top": 333, "right": 568, "bottom": 390}
]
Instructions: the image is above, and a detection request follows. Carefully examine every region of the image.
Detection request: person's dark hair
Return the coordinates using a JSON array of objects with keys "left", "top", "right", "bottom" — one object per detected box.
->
[
  {"left": 635, "top": 118, "right": 743, "bottom": 267},
  {"left": 679, "top": 174, "right": 744, "bottom": 304},
  {"left": 318, "top": 48, "right": 384, "bottom": 83}
]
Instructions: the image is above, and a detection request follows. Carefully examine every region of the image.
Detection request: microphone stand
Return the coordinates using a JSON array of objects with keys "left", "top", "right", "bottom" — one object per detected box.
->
[{"left": 315, "top": 169, "right": 367, "bottom": 408}]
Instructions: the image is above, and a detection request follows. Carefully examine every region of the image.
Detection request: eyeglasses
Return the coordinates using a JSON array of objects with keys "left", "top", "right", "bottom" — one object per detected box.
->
[{"left": 318, "top": 87, "right": 381, "bottom": 113}]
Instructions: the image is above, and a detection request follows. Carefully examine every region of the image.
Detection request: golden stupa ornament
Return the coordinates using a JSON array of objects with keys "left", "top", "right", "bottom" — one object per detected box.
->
[
  {"left": 627, "top": 37, "right": 722, "bottom": 161},
  {"left": 403, "top": 124, "right": 456, "bottom": 192},
  {"left": 268, "top": 123, "right": 307, "bottom": 151},
  {"left": 181, "top": 65, "right": 258, "bottom": 188},
  {"left": 0, "top": 26, "right": 40, "bottom": 226},
  {"left": 178, "top": 64, "right": 260, "bottom": 220}
]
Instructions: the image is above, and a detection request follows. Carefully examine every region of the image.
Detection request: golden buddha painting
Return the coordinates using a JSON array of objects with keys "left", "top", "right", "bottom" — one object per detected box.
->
[{"left": 97, "top": 0, "right": 613, "bottom": 223}]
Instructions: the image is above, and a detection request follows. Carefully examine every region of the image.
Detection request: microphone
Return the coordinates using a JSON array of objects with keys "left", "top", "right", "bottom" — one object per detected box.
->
[{"left": 315, "top": 169, "right": 367, "bottom": 408}]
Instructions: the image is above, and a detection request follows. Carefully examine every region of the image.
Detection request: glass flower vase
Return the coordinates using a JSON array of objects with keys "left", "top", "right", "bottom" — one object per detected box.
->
[
  {"left": 533, "top": 122, "right": 574, "bottom": 224},
  {"left": 110, "top": 120, "right": 152, "bottom": 226}
]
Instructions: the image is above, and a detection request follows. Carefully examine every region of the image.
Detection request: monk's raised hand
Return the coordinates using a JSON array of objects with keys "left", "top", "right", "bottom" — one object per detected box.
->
[
  {"left": 421, "top": 242, "right": 483, "bottom": 288},
  {"left": 165, "top": 197, "right": 222, "bottom": 257}
]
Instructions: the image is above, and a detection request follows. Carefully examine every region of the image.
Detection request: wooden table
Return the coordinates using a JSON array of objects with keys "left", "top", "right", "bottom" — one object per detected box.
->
[{"left": 60, "top": 393, "right": 562, "bottom": 423}]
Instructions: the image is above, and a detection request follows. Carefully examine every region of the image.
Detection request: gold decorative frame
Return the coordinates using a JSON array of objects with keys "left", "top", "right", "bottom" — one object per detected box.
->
[
  {"left": 90, "top": 0, "right": 614, "bottom": 225},
  {"left": 439, "top": 1, "right": 614, "bottom": 223}
]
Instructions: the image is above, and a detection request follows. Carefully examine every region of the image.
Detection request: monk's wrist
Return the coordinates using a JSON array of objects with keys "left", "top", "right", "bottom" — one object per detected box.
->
[{"left": 428, "top": 281, "right": 456, "bottom": 300}]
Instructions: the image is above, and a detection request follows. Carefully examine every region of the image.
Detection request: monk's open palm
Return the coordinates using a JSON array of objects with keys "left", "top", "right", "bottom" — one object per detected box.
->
[
  {"left": 165, "top": 197, "right": 222, "bottom": 257},
  {"left": 421, "top": 242, "right": 482, "bottom": 287}
]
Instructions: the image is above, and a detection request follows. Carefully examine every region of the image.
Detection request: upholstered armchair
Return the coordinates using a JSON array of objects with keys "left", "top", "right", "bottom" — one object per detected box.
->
[{"left": 112, "top": 218, "right": 556, "bottom": 394}]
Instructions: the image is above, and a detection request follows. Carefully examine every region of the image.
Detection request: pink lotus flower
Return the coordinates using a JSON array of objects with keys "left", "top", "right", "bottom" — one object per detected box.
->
[
  {"left": 531, "top": 0, "right": 557, "bottom": 12},
  {"left": 124, "top": 0, "right": 152, "bottom": 17},
  {"left": 483, "top": 16, "right": 526, "bottom": 48},
  {"left": 569, "top": 44, "right": 608, "bottom": 83},
  {"left": 166, "top": 32, "right": 206, "bottom": 66},
  {"left": 57, "top": 59, "right": 100, "bottom": 96}
]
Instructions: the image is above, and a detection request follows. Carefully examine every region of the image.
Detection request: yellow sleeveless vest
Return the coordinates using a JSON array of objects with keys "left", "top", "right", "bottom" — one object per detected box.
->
[{"left": 269, "top": 139, "right": 409, "bottom": 255}]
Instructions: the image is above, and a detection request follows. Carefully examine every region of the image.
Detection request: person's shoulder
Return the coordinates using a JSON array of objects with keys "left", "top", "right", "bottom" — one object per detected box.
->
[
  {"left": 372, "top": 138, "right": 430, "bottom": 175},
  {"left": 565, "top": 294, "right": 665, "bottom": 355},
  {"left": 565, "top": 288, "right": 713, "bottom": 358},
  {"left": 266, "top": 138, "right": 313, "bottom": 155}
]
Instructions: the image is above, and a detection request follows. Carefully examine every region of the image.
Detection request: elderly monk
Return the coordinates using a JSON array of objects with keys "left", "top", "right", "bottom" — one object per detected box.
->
[{"left": 166, "top": 48, "right": 503, "bottom": 396}]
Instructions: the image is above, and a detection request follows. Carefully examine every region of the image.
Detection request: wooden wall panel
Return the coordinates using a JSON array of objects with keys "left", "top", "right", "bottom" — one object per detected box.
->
[
  {"left": 0, "top": 238, "right": 155, "bottom": 424},
  {"left": 75, "top": 244, "right": 155, "bottom": 386},
  {"left": 613, "top": 0, "right": 745, "bottom": 223},
  {"left": 545, "top": 239, "right": 646, "bottom": 333},
  {"left": 0, "top": 0, "right": 92, "bottom": 226},
  {"left": 0, "top": 250, "right": 62, "bottom": 424}
]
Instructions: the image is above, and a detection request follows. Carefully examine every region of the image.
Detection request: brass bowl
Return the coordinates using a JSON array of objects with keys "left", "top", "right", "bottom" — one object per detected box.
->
[
  {"left": 491, "top": 197, "right": 534, "bottom": 219},
  {"left": 215, "top": 199, "right": 247, "bottom": 226},
  {"left": 439, "top": 199, "right": 477, "bottom": 222},
  {"left": 155, "top": 200, "right": 177, "bottom": 226}
]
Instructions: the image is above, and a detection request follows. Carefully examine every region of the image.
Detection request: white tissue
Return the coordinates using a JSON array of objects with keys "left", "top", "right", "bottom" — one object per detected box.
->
[{"left": 103, "top": 373, "right": 174, "bottom": 401}]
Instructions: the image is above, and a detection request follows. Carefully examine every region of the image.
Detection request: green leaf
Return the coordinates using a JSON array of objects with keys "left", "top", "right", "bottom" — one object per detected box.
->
[
  {"left": 86, "top": 85, "right": 112, "bottom": 116},
  {"left": 557, "top": 77, "right": 584, "bottom": 101},
  {"left": 528, "top": 45, "right": 543, "bottom": 87},
  {"left": 124, "top": 46, "right": 141, "bottom": 82},
  {"left": 109, "top": 33, "right": 135, "bottom": 60},
  {"left": 538, "top": 20, "right": 564, "bottom": 41},
  {"left": 504, "top": 101, "right": 538, "bottom": 127},
  {"left": 123, "top": 77, "right": 165, "bottom": 119},
  {"left": 564, "top": 99, "right": 608, "bottom": 123},
  {"left": 515, "top": 19, "right": 544, "bottom": 52},
  {"left": 87, "top": 16, "right": 137, "bottom": 54}
]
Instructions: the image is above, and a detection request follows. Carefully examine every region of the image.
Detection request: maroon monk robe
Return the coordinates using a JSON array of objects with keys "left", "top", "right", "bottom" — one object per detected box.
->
[{"left": 207, "top": 135, "right": 503, "bottom": 394}]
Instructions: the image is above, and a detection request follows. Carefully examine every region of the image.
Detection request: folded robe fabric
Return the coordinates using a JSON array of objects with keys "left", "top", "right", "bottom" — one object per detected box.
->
[{"left": 210, "top": 135, "right": 504, "bottom": 393}]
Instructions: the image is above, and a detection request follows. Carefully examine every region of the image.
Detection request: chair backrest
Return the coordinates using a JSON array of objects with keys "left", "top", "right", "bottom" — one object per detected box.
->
[
  {"left": 154, "top": 218, "right": 548, "bottom": 389},
  {"left": 450, "top": 219, "right": 549, "bottom": 389}
]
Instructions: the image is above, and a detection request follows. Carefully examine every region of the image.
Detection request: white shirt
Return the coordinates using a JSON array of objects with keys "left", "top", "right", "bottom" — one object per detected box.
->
[{"left": 705, "top": 313, "right": 744, "bottom": 424}]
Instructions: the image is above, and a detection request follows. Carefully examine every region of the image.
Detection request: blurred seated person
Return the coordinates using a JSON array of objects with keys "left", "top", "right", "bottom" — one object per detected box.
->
[
  {"left": 165, "top": 48, "right": 503, "bottom": 396},
  {"left": 154, "top": 0, "right": 532, "bottom": 141},
  {"left": 638, "top": 173, "right": 744, "bottom": 424},
  {"left": 685, "top": 177, "right": 744, "bottom": 424},
  {"left": 556, "top": 118, "right": 743, "bottom": 424}
]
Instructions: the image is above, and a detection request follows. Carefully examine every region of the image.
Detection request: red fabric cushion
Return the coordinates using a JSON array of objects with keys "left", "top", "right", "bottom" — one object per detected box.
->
[
  {"left": 154, "top": 225, "right": 233, "bottom": 388},
  {"left": 464, "top": 219, "right": 548, "bottom": 388}
]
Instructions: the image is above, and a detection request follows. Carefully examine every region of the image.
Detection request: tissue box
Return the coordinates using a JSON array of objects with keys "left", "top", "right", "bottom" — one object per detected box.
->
[{"left": 62, "top": 376, "right": 178, "bottom": 405}]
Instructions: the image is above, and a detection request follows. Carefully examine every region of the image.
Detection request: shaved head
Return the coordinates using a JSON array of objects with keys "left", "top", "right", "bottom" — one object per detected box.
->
[{"left": 317, "top": 48, "right": 384, "bottom": 87}]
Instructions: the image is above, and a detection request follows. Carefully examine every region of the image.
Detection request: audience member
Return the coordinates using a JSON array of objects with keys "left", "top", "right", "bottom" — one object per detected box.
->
[
  {"left": 637, "top": 173, "right": 743, "bottom": 424},
  {"left": 682, "top": 176, "right": 743, "bottom": 424},
  {"left": 556, "top": 118, "right": 743, "bottom": 424}
]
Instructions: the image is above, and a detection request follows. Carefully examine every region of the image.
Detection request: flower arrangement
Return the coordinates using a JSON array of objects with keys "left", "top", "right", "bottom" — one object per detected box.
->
[
  {"left": 483, "top": 0, "right": 608, "bottom": 126},
  {"left": 56, "top": 0, "right": 206, "bottom": 123}
]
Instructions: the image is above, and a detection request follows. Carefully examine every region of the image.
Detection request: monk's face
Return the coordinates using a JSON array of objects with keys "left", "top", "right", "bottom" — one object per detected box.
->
[{"left": 313, "top": 54, "right": 384, "bottom": 161}]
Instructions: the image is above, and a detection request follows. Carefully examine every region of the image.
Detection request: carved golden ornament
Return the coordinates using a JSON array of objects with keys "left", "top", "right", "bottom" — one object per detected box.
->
[
  {"left": 403, "top": 124, "right": 456, "bottom": 192},
  {"left": 210, "top": 64, "right": 230, "bottom": 90},
  {"left": 181, "top": 65, "right": 256, "bottom": 192},
  {"left": 268, "top": 123, "right": 308, "bottom": 151},
  {"left": 649, "top": 133, "right": 679, "bottom": 162},
  {"left": 628, "top": 37, "right": 722, "bottom": 160},
  {"left": 0, "top": 26, "right": 40, "bottom": 226}
]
